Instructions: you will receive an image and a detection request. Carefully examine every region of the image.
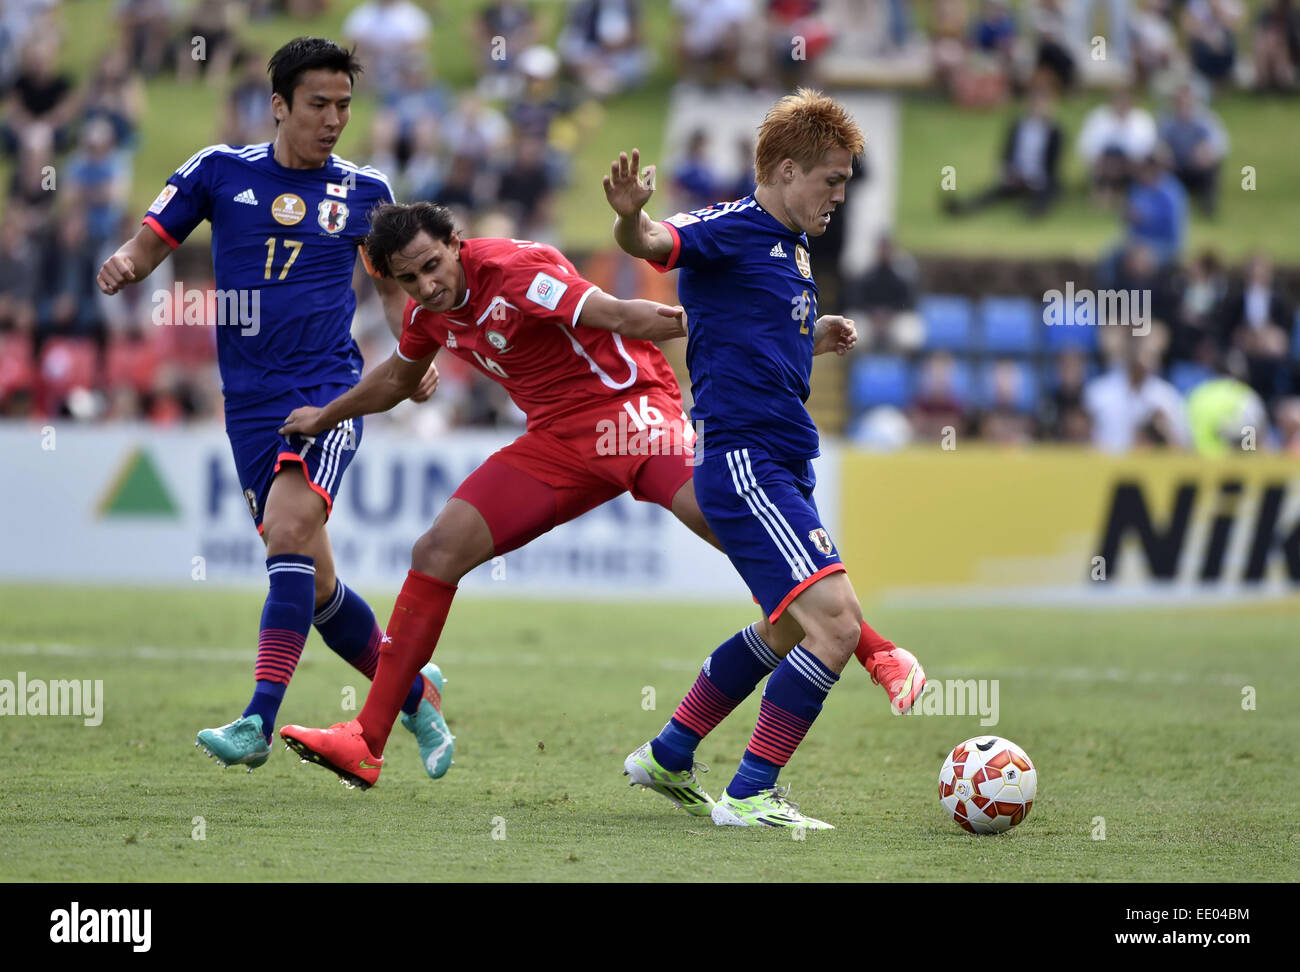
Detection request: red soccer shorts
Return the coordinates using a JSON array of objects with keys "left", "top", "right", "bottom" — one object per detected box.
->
[{"left": 451, "top": 387, "right": 696, "bottom": 555}]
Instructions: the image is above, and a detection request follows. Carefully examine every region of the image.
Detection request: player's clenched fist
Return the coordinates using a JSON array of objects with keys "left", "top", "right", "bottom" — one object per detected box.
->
[
  {"left": 813, "top": 315, "right": 857, "bottom": 356},
  {"left": 96, "top": 252, "right": 140, "bottom": 296},
  {"left": 603, "top": 148, "right": 656, "bottom": 218}
]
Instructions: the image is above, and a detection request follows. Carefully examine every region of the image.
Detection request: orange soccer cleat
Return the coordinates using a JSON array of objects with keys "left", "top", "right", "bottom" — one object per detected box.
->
[
  {"left": 280, "top": 719, "right": 384, "bottom": 790},
  {"left": 863, "top": 645, "right": 927, "bottom": 715}
]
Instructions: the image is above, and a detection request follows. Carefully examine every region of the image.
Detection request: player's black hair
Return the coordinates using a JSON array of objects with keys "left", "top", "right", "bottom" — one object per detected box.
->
[
  {"left": 363, "top": 202, "right": 458, "bottom": 277},
  {"left": 267, "top": 37, "right": 362, "bottom": 111}
]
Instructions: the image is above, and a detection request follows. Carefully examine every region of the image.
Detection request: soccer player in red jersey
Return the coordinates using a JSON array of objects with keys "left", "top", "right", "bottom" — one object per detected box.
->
[{"left": 275, "top": 201, "right": 713, "bottom": 788}]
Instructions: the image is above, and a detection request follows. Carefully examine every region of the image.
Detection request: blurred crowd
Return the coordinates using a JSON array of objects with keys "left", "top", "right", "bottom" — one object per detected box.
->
[{"left": 2, "top": 0, "right": 1298, "bottom": 457}]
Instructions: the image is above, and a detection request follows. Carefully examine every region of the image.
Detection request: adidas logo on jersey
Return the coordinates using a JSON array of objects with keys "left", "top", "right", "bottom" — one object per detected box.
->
[
  {"left": 234, "top": 189, "right": 259, "bottom": 206},
  {"left": 769, "top": 242, "right": 787, "bottom": 259}
]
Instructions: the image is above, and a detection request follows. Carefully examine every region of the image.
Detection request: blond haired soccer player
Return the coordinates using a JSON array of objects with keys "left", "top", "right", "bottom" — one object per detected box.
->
[{"left": 606, "top": 89, "right": 927, "bottom": 828}]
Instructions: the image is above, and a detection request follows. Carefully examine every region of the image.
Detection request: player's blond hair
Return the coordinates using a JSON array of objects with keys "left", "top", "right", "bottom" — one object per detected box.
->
[{"left": 754, "top": 89, "right": 864, "bottom": 184}]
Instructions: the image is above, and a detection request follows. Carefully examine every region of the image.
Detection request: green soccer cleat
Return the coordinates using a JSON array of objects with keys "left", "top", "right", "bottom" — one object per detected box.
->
[
  {"left": 196, "top": 714, "right": 272, "bottom": 772},
  {"left": 400, "top": 663, "right": 454, "bottom": 779},
  {"left": 711, "top": 785, "right": 835, "bottom": 829},
  {"left": 623, "top": 741, "right": 715, "bottom": 817}
]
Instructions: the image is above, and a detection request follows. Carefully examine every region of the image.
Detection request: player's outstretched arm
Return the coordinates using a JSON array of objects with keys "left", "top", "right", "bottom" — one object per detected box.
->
[
  {"left": 604, "top": 148, "right": 674, "bottom": 262},
  {"left": 578, "top": 290, "right": 687, "bottom": 343},
  {"left": 96, "top": 225, "right": 174, "bottom": 295},
  {"left": 279, "top": 350, "right": 437, "bottom": 437}
]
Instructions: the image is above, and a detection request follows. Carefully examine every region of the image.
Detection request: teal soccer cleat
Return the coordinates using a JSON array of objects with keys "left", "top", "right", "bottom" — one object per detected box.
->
[
  {"left": 196, "top": 714, "right": 272, "bottom": 771},
  {"left": 401, "top": 663, "right": 454, "bottom": 779}
]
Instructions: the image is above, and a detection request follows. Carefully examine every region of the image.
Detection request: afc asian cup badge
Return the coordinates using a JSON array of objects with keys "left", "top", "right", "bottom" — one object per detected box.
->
[
  {"left": 318, "top": 199, "right": 349, "bottom": 234},
  {"left": 272, "top": 193, "right": 305, "bottom": 225},
  {"left": 795, "top": 244, "right": 812, "bottom": 279},
  {"left": 808, "top": 527, "right": 834, "bottom": 556}
]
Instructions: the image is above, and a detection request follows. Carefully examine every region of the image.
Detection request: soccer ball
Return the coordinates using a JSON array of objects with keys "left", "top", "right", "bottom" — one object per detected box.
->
[{"left": 938, "top": 736, "right": 1037, "bottom": 834}]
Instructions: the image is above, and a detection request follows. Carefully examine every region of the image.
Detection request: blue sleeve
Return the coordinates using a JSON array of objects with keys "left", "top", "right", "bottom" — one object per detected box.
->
[
  {"left": 142, "top": 145, "right": 217, "bottom": 248},
  {"left": 646, "top": 207, "right": 735, "bottom": 273}
]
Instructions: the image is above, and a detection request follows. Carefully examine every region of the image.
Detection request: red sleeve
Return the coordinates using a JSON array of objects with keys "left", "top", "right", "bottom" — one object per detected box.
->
[
  {"left": 645, "top": 220, "right": 681, "bottom": 274},
  {"left": 506, "top": 245, "right": 601, "bottom": 328},
  {"left": 396, "top": 298, "right": 441, "bottom": 361}
]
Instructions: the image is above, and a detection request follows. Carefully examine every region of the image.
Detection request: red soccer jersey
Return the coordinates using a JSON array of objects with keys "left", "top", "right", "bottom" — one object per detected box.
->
[{"left": 396, "top": 237, "right": 681, "bottom": 430}]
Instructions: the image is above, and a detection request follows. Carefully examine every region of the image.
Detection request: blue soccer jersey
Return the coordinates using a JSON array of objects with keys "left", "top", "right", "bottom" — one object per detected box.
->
[
  {"left": 142, "top": 142, "right": 394, "bottom": 406},
  {"left": 648, "top": 196, "right": 819, "bottom": 460}
]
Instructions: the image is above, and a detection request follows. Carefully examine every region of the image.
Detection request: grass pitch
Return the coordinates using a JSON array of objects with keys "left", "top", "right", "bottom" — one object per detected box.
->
[{"left": 0, "top": 585, "right": 1294, "bottom": 882}]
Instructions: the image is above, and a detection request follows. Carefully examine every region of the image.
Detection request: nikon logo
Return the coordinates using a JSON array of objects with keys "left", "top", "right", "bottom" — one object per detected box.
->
[{"left": 1097, "top": 480, "right": 1300, "bottom": 582}]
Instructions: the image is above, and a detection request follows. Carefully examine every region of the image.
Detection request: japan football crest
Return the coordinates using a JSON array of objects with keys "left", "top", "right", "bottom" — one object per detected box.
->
[
  {"left": 318, "top": 199, "right": 349, "bottom": 234},
  {"left": 808, "top": 527, "right": 834, "bottom": 556}
]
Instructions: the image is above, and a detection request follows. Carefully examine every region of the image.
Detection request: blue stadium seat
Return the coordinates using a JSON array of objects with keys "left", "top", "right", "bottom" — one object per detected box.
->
[
  {"left": 849, "top": 355, "right": 912, "bottom": 411},
  {"left": 919, "top": 295, "right": 975, "bottom": 352},
  {"left": 977, "top": 360, "right": 1040, "bottom": 413},
  {"left": 1292, "top": 308, "right": 1300, "bottom": 358},
  {"left": 1168, "top": 361, "right": 1215, "bottom": 395},
  {"left": 1043, "top": 307, "right": 1100, "bottom": 352},
  {"left": 978, "top": 297, "right": 1040, "bottom": 356}
]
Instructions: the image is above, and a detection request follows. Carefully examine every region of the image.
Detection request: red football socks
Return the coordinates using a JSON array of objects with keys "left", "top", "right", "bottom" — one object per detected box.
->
[
  {"left": 358, "top": 569, "right": 457, "bottom": 755},
  {"left": 853, "top": 619, "right": 896, "bottom": 670}
]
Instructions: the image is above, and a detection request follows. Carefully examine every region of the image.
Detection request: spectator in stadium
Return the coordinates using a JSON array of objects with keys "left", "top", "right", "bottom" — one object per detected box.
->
[
  {"left": 670, "top": 0, "right": 753, "bottom": 85},
  {"left": 971, "top": 0, "right": 1018, "bottom": 78},
  {"left": 375, "top": 55, "right": 450, "bottom": 171},
  {"left": 1157, "top": 83, "right": 1228, "bottom": 216},
  {"left": 1272, "top": 397, "right": 1300, "bottom": 455},
  {"left": 845, "top": 234, "right": 918, "bottom": 348},
  {"left": 505, "top": 45, "right": 578, "bottom": 188},
  {"left": 1173, "top": 248, "right": 1228, "bottom": 364},
  {"left": 473, "top": 0, "right": 538, "bottom": 97},
  {"left": 1077, "top": 87, "right": 1157, "bottom": 205},
  {"left": 1115, "top": 154, "right": 1188, "bottom": 272},
  {"left": 434, "top": 152, "right": 486, "bottom": 222},
  {"left": 343, "top": 0, "right": 432, "bottom": 99},
  {"left": 440, "top": 91, "right": 510, "bottom": 171},
  {"left": 944, "top": 85, "right": 1063, "bottom": 217},
  {"left": 671, "top": 129, "right": 723, "bottom": 211},
  {"left": 64, "top": 117, "right": 132, "bottom": 248},
  {"left": 176, "top": 0, "right": 243, "bottom": 85},
  {"left": 81, "top": 50, "right": 145, "bottom": 152},
  {"left": 0, "top": 0, "right": 57, "bottom": 90},
  {"left": 494, "top": 133, "right": 556, "bottom": 242},
  {"left": 0, "top": 33, "right": 79, "bottom": 159},
  {"left": 1083, "top": 336, "right": 1189, "bottom": 451},
  {"left": 0, "top": 206, "right": 38, "bottom": 338},
  {"left": 909, "top": 351, "right": 968, "bottom": 441},
  {"left": 1107, "top": 241, "right": 1180, "bottom": 344},
  {"left": 976, "top": 359, "right": 1035, "bottom": 445},
  {"left": 768, "top": 0, "right": 834, "bottom": 89},
  {"left": 117, "top": 0, "right": 175, "bottom": 79},
  {"left": 1069, "top": 0, "right": 1133, "bottom": 67},
  {"left": 726, "top": 135, "right": 757, "bottom": 201},
  {"left": 1219, "top": 252, "right": 1295, "bottom": 402},
  {"left": 557, "top": 0, "right": 649, "bottom": 97},
  {"left": 1130, "top": 0, "right": 1179, "bottom": 85},
  {"left": 1252, "top": 0, "right": 1300, "bottom": 92},
  {"left": 221, "top": 48, "right": 275, "bottom": 145},
  {"left": 1182, "top": 0, "right": 1244, "bottom": 85},
  {"left": 36, "top": 209, "right": 109, "bottom": 367},
  {"left": 7, "top": 121, "right": 58, "bottom": 213},
  {"left": 1030, "top": 0, "right": 1078, "bottom": 90},
  {"left": 1040, "top": 349, "right": 1092, "bottom": 443}
]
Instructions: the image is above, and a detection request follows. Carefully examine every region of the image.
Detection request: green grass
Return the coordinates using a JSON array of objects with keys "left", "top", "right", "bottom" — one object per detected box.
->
[{"left": 0, "top": 585, "right": 1295, "bottom": 881}]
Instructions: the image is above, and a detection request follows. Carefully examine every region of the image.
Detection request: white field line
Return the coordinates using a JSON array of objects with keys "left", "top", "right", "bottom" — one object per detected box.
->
[{"left": 0, "top": 641, "right": 1252, "bottom": 685}]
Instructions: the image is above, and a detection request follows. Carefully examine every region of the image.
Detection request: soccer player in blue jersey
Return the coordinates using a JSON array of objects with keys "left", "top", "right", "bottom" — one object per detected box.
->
[
  {"left": 607, "top": 89, "right": 927, "bottom": 828},
  {"left": 95, "top": 38, "right": 453, "bottom": 780}
]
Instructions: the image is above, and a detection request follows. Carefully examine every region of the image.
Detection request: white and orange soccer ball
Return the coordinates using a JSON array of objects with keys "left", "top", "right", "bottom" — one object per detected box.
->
[{"left": 939, "top": 736, "right": 1037, "bottom": 834}]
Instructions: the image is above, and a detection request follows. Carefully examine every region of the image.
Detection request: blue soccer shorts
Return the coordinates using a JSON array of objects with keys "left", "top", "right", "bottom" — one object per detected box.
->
[
  {"left": 694, "top": 445, "right": 846, "bottom": 622},
  {"left": 224, "top": 383, "right": 364, "bottom": 532}
]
